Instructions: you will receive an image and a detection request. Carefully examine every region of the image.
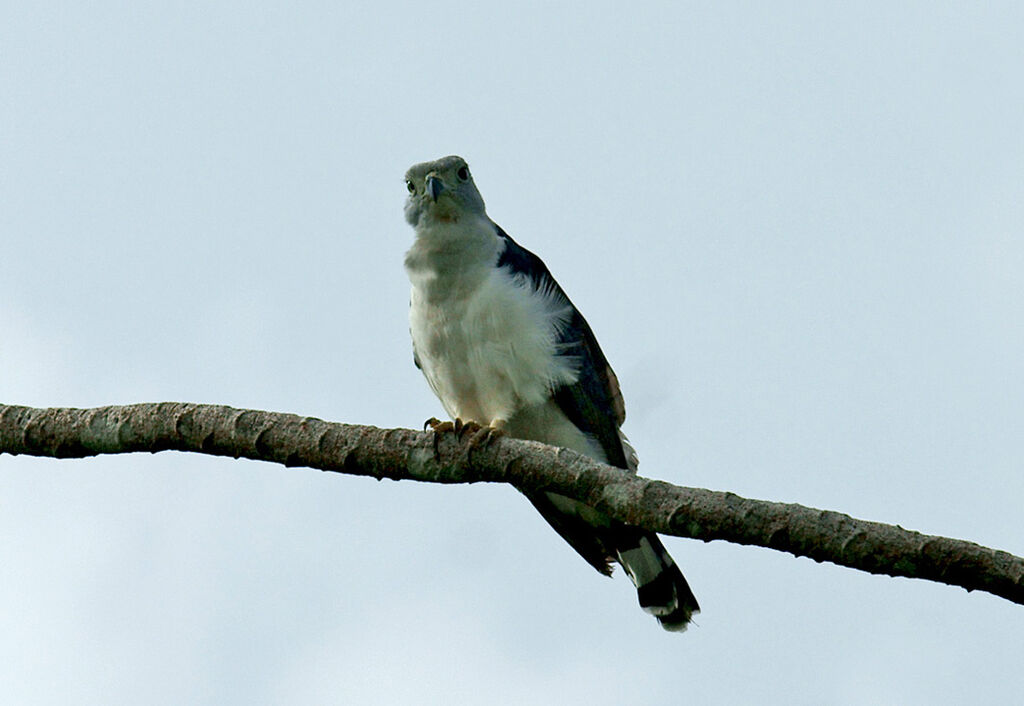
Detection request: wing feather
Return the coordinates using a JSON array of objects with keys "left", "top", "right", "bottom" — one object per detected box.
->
[{"left": 494, "top": 226, "right": 631, "bottom": 470}]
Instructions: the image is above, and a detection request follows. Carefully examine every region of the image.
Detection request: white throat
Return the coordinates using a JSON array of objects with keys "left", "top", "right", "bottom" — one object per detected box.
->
[{"left": 404, "top": 214, "right": 502, "bottom": 304}]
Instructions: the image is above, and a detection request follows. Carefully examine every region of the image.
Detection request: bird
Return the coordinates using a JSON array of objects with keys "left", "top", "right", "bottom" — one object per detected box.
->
[{"left": 403, "top": 155, "right": 699, "bottom": 631}]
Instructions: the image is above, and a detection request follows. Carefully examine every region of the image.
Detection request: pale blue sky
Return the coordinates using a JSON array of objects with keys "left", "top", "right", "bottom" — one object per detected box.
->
[{"left": 2, "top": 2, "right": 1023, "bottom": 704}]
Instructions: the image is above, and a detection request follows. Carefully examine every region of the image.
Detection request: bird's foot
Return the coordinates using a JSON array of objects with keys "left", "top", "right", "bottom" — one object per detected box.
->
[
  {"left": 424, "top": 417, "right": 455, "bottom": 434},
  {"left": 424, "top": 416, "right": 457, "bottom": 459},
  {"left": 465, "top": 420, "right": 507, "bottom": 464},
  {"left": 423, "top": 417, "right": 506, "bottom": 461}
]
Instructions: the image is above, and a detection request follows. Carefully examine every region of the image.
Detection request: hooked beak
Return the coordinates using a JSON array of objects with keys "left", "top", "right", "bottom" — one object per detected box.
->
[{"left": 426, "top": 175, "right": 444, "bottom": 201}]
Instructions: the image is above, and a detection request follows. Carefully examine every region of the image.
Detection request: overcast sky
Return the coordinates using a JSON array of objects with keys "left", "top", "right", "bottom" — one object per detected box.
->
[{"left": 2, "top": 2, "right": 1023, "bottom": 704}]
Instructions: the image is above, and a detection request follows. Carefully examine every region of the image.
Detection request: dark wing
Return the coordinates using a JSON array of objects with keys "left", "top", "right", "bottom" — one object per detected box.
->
[
  {"left": 494, "top": 224, "right": 630, "bottom": 574},
  {"left": 494, "top": 227, "right": 699, "bottom": 629},
  {"left": 494, "top": 225, "right": 630, "bottom": 470}
]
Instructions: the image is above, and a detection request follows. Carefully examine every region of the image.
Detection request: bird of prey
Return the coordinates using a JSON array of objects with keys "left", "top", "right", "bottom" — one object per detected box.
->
[{"left": 403, "top": 155, "right": 699, "bottom": 631}]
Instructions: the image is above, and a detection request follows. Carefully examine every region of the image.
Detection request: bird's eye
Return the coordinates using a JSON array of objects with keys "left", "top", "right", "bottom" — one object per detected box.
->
[
  {"left": 406, "top": 179, "right": 416, "bottom": 194},
  {"left": 456, "top": 166, "right": 469, "bottom": 182}
]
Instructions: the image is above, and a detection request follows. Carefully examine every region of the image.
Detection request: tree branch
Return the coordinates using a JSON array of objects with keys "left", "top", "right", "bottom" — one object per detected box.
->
[{"left": 2, "top": 402, "right": 1022, "bottom": 607}]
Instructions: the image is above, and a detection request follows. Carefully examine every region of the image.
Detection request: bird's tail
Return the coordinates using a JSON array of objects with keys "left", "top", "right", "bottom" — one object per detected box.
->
[{"left": 616, "top": 531, "right": 699, "bottom": 632}]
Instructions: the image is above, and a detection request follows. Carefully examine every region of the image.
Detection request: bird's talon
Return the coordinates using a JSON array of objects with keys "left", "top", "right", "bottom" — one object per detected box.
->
[
  {"left": 465, "top": 425, "right": 507, "bottom": 464},
  {"left": 456, "top": 420, "right": 483, "bottom": 440},
  {"left": 480, "top": 426, "right": 507, "bottom": 447},
  {"left": 424, "top": 417, "right": 455, "bottom": 434},
  {"left": 425, "top": 417, "right": 458, "bottom": 460}
]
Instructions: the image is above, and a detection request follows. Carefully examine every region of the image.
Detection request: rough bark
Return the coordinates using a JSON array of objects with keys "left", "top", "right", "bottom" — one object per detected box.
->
[{"left": 1, "top": 402, "right": 1022, "bottom": 606}]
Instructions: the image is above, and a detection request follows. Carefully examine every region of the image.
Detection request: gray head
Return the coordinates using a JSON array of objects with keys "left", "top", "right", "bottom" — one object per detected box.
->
[{"left": 404, "top": 155, "right": 487, "bottom": 228}]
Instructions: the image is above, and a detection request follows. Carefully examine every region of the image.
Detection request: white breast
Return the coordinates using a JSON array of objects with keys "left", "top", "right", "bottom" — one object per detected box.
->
[{"left": 409, "top": 261, "right": 579, "bottom": 425}]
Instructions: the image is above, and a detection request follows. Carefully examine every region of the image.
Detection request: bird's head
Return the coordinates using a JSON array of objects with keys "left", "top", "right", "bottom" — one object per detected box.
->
[{"left": 404, "top": 155, "right": 486, "bottom": 228}]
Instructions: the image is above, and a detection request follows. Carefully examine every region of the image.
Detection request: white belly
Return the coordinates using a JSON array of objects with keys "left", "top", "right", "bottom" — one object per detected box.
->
[{"left": 410, "top": 266, "right": 579, "bottom": 425}]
